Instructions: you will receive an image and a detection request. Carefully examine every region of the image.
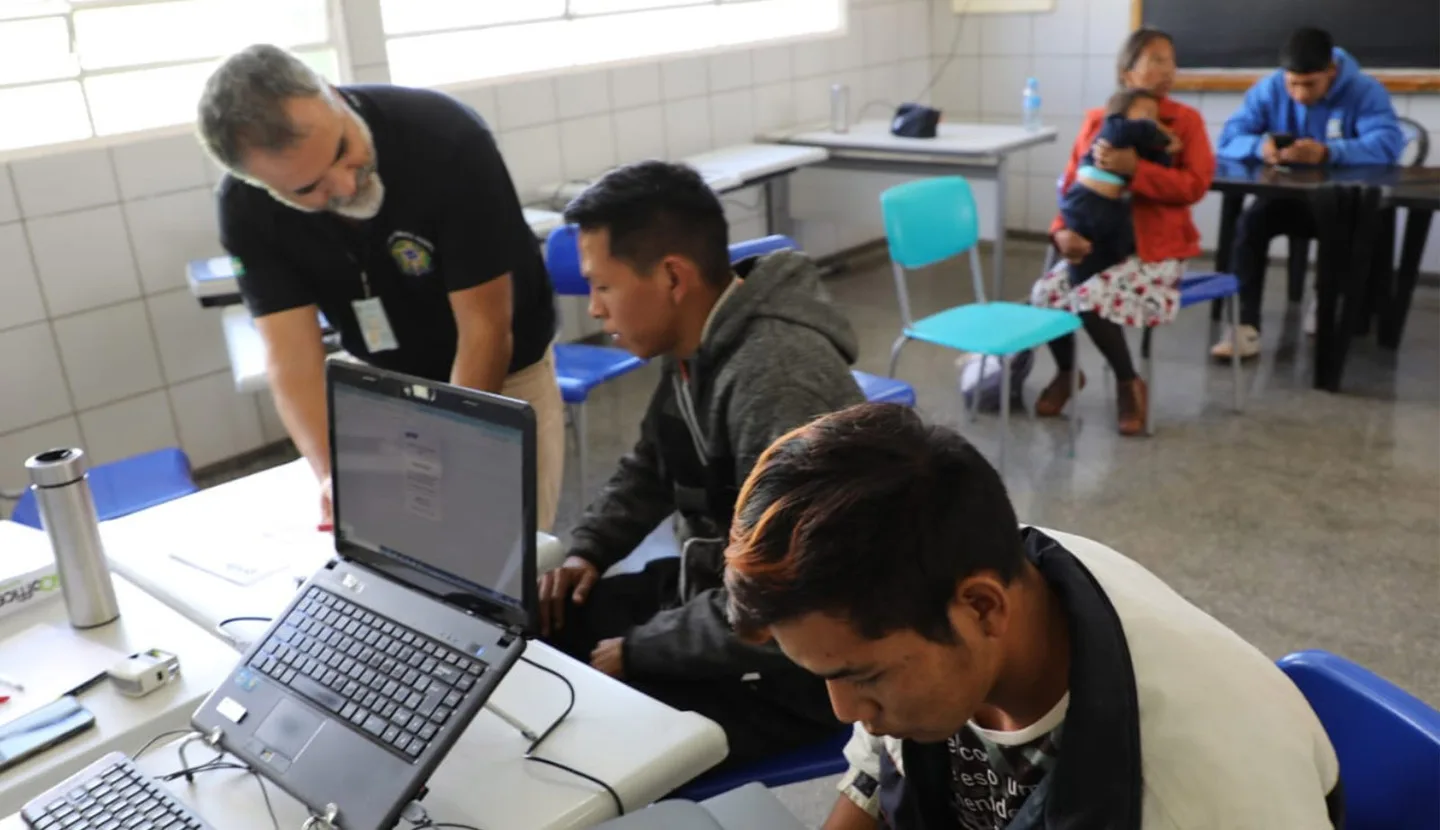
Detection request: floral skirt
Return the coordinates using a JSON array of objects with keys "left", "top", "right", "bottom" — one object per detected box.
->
[{"left": 1030, "top": 256, "right": 1184, "bottom": 328}]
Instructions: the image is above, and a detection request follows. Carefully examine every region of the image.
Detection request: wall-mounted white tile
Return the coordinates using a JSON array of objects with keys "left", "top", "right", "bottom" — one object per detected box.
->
[
  {"left": 897, "top": 1, "right": 929, "bottom": 61},
  {"left": 341, "top": 0, "right": 387, "bottom": 67},
  {"left": 863, "top": 65, "right": 902, "bottom": 110},
  {"left": 145, "top": 289, "right": 228, "bottom": 384},
  {"left": 1200, "top": 92, "right": 1246, "bottom": 126},
  {"left": 662, "top": 57, "right": 709, "bottom": 100},
  {"left": 830, "top": 19, "right": 866, "bottom": 71},
  {"left": 556, "top": 72, "right": 612, "bottom": 120},
  {"left": 611, "top": 63, "right": 662, "bottom": 110},
  {"left": 1168, "top": 91, "right": 1203, "bottom": 110},
  {"left": 980, "top": 56, "right": 1032, "bottom": 117},
  {"left": 29, "top": 205, "right": 141, "bottom": 317},
  {"left": 351, "top": 63, "right": 390, "bottom": 85},
  {"left": 498, "top": 125, "right": 562, "bottom": 199},
  {"left": 932, "top": 56, "right": 981, "bottom": 118},
  {"left": 1031, "top": 56, "right": 1088, "bottom": 117},
  {"left": 708, "top": 50, "right": 753, "bottom": 93},
  {"left": 1032, "top": 0, "right": 1089, "bottom": 56},
  {"left": 931, "top": 2, "right": 980, "bottom": 57},
  {"left": 753, "top": 46, "right": 792, "bottom": 85},
  {"left": 451, "top": 85, "right": 499, "bottom": 125},
  {"left": 664, "top": 97, "right": 713, "bottom": 158},
  {"left": 495, "top": 78, "right": 557, "bottom": 130},
  {"left": 168, "top": 372, "right": 264, "bottom": 468},
  {"left": 123, "top": 189, "right": 220, "bottom": 295},
  {"left": 1407, "top": 95, "right": 1440, "bottom": 129},
  {"left": 0, "top": 322, "right": 72, "bottom": 433},
  {"left": 0, "top": 224, "right": 45, "bottom": 331},
  {"left": 899, "top": 60, "right": 931, "bottom": 105},
  {"left": 111, "top": 136, "right": 210, "bottom": 201},
  {"left": 204, "top": 156, "right": 228, "bottom": 188},
  {"left": 754, "top": 82, "right": 798, "bottom": 134},
  {"left": 792, "top": 38, "right": 834, "bottom": 79},
  {"left": 709, "top": 90, "right": 757, "bottom": 148},
  {"left": 1005, "top": 171, "right": 1029, "bottom": 231},
  {"left": 721, "top": 185, "right": 761, "bottom": 223},
  {"left": 613, "top": 105, "right": 667, "bottom": 163},
  {"left": 559, "top": 115, "right": 618, "bottom": 181},
  {"left": 1026, "top": 174, "right": 1062, "bottom": 233},
  {"left": 860, "top": 5, "right": 901, "bottom": 66},
  {"left": 53, "top": 300, "right": 163, "bottom": 410},
  {"left": 979, "top": 13, "right": 1033, "bottom": 57},
  {"left": 253, "top": 388, "right": 288, "bottom": 444},
  {"left": 1085, "top": 0, "right": 1130, "bottom": 57},
  {"left": 729, "top": 216, "right": 766, "bottom": 244},
  {"left": 77, "top": 390, "right": 177, "bottom": 468},
  {"left": 1082, "top": 55, "right": 1120, "bottom": 106},
  {"left": 0, "top": 165, "right": 18, "bottom": 224},
  {"left": 1029, "top": 116, "right": 1082, "bottom": 180},
  {"left": 794, "top": 77, "right": 833, "bottom": 123},
  {"left": 11, "top": 150, "right": 118, "bottom": 218},
  {"left": 0, "top": 416, "right": 82, "bottom": 494}
]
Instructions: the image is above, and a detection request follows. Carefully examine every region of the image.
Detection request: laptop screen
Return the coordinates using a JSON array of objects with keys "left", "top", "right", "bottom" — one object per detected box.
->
[{"left": 328, "top": 364, "right": 535, "bottom": 631}]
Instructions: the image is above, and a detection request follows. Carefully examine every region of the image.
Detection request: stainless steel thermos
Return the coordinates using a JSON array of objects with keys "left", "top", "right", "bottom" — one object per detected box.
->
[{"left": 25, "top": 448, "right": 120, "bottom": 629}]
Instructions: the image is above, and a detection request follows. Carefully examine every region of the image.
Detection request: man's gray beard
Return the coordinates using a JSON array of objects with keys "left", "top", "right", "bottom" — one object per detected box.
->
[{"left": 328, "top": 170, "right": 385, "bottom": 219}]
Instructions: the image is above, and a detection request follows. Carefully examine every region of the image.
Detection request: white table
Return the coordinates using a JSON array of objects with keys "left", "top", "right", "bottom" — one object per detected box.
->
[
  {"left": 763, "top": 120, "right": 1058, "bottom": 297},
  {"left": 94, "top": 461, "right": 730, "bottom": 830},
  {"left": 544, "top": 143, "right": 829, "bottom": 240},
  {"left": 0, "top": 576, "right": 237, "bottom": 816}
]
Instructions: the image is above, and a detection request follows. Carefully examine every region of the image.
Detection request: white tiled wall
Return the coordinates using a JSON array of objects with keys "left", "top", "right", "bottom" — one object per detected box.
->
[
  {"left": 930, "top": 0, "right": 1440, "bottom": 270},
  {"left": 0, "top": 0, "right": 932, "bottom": 483}
]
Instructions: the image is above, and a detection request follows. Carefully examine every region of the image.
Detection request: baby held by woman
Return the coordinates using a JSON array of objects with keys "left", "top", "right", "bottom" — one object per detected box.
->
[{"left": 1058, "top": 88, "right": 1180, "bottom": 286}]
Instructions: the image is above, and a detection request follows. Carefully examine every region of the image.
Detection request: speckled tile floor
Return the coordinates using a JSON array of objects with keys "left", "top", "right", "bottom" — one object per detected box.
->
[{"left": 200, "top": 238, "right": 1440, "bottom": 827}]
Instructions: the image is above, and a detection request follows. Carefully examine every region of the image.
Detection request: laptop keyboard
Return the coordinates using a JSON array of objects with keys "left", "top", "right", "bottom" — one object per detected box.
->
[
  {"left": 22, "top": 753, "right": 212, "bottom": 830},
  {"left": 248, "top": 586, "right": 489, "bottom": 761}
]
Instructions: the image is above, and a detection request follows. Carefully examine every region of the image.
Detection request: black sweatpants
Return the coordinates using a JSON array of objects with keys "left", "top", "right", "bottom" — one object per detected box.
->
[
  {"left": 1234, "top": 197, "right": 1317, "bottom": 328},
  {"left": 546, "top": 557, "right": 840, "bottom": 769}
]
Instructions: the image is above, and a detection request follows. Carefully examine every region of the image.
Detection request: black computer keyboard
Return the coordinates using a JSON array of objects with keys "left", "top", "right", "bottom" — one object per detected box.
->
[
  {"left": 248, "top": 587, "right": 489, "bottom": 761},
  {"left": 22, "top": 752, "right": 213, "bottom": 830}
]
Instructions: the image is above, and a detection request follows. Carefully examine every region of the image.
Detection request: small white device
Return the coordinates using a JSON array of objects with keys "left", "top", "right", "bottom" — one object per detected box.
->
[{"left": 106, "top": 649, "right": 181, "bottom": 698}]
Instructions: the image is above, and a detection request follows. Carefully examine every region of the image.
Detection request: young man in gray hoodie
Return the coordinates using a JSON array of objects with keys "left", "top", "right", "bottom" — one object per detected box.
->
[{"left": 540, "top": 160, "right": 865, "bottom": 765}]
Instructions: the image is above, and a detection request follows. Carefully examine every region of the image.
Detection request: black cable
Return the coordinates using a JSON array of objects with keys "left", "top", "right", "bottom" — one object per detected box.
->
[
  {"left": 248, "top": 765, "right": 282, "bottom": 830},
  {"left": 215, "top": 616, "right": 274, "bottom": 639},
  {"left": 516, "top": 656, "right": 623, "bottom": 816},
  {"left": 134, "top": 729, "right": 198, "bottom": 760}
]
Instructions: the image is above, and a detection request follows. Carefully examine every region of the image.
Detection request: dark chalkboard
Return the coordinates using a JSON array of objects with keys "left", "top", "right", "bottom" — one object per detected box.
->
[{"left": 1140, "top": 0, "right": 1440, "bottom": 70}]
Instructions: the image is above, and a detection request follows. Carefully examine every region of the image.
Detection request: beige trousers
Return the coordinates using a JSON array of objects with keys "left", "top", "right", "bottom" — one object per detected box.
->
[{"left": 499, "top": 345, "right": 565, "bottom": 533}]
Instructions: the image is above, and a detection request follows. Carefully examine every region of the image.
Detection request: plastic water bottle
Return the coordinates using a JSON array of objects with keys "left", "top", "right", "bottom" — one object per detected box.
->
[{"left": 1022, "top": 78, "right": 1042, "bottom": 131}]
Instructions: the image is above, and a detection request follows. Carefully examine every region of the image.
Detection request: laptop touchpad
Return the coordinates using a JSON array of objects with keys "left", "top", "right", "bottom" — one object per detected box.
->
[{"left": 256, "top": 698, "right": 323, "bottom": 761}]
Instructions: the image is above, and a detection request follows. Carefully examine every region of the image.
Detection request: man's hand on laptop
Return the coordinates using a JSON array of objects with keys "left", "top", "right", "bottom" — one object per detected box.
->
[{"left": 538, "top": 556, "right": 600, "bottom": 636}]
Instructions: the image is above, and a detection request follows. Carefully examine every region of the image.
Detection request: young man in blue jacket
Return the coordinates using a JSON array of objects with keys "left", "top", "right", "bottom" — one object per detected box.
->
[{"left": 1210, "top": 27, "right": 1405, "bottom": 360}]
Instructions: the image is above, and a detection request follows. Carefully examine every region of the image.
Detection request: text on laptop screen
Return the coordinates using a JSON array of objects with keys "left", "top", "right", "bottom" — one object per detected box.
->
[{"left": 332, "top": 383, "right": 525, "bottom": 613}]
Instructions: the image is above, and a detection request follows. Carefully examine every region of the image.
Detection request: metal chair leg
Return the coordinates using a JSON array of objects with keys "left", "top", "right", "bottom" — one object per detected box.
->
[
  {"left": 1144, "top": 330, "right": 1156, "bottom": 437},
  {"left": 1229, "top": 295, "right": 1244, "bottom": 412},
  {"left": 999, "top": 354, "right": 1011, "bottom": 477},
  {"left": 568, "top": 403, "right": 588, "bottom": 511},
  {"left": 969, "top": 355, "right": 985, "bottom": 423},
  {"left": 1068, "top": 352, "right": 1079, "bottom": 459},
  {"left": 887, "top": 335, "right": 908, "bottom": 378}
]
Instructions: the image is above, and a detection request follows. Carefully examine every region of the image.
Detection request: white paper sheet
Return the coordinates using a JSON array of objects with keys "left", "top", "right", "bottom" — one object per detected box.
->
[{"left": 0, "top": 623, "right": 124, "bottom": 726}]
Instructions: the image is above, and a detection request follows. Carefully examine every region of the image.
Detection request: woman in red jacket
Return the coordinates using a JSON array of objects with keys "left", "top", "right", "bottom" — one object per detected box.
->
[{"left": 1031, "top": 28, "right": 1215, "bottom": 435}]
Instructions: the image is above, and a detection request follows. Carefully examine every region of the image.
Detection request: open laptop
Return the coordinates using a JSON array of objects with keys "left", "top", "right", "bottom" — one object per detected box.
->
[{"left": 192, "top": 361, "right": 537, "bottom": 830}]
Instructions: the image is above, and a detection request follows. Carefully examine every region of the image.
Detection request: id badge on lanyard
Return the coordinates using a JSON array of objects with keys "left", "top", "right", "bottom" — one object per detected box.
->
[{"left": 352, "top": 270, "right": 398, "bottom": 352}]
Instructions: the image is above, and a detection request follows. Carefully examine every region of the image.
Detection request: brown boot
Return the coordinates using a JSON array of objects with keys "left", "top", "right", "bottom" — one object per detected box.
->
[
  {"left": 1117, "top": 376, "right": 1149, "bottom": 436},
  {"left": 1035, "top": 370, "right": 1085, "bottom": 417}
]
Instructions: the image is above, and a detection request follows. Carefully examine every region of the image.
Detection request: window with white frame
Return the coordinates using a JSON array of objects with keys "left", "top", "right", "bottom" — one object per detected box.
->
[
  {"left": 0, "top": 0, "right": 339, "bottom": 153},
  {"left": 383, "top": 0, "right": 844, "bottom": 89}
]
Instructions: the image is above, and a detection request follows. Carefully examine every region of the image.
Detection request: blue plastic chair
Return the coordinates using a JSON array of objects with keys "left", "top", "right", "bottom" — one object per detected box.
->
[
  {"left": 729, "top": 235, "right": 918, "bottom": 408},
  {"left": 544, "top": 226, "right": 648, "bottom": 506},
  {"left": 10, "top": 447, "right": 198, "bottom": 528},
  {"left": 1045, "top": 176, "right": 1244, "bottom": 435},
  {"left": 1278, "top": 650, "right": 1440, "bottom": 829},
  {"left": 881, "top": 177, "right": 1081, "bottom": 471},
  {"left": 672, "top": 728, "right": 851, "bottom": 802}
]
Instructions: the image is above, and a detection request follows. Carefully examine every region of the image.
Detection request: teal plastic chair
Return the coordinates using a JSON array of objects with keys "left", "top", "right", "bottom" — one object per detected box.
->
[{"left": 880, "top": 177, "right": 1081, "bottom": 471}]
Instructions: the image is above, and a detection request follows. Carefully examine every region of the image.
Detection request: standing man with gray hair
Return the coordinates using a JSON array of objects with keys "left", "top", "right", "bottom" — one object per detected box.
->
[{"left": 198, "top": 44, "right": 563, "bottom": 531}]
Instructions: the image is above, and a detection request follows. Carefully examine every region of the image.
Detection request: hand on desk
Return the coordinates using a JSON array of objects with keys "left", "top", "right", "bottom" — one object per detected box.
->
[
  {"left": 590, "top": 638, "right": 625, "bottom": 679},
  {"left": 538, "top": 556, "right": 600, "bottom": 636}
]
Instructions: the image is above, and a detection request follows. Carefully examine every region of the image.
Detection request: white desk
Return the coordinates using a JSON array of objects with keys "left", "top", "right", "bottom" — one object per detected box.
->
[
  {"left": 98, "top": 459, "right": 567, "bottom": 632},
  {"left": 0, "top": 577, "right": 237, "bottom": 816},
  {"left": 544, "top": 143, "right": 829, "bottom": 240},
  {"left": 94, "top": 461, "right": 729, "bottom": 829},
  {"left": 763, "top": 120, "right": 1058, "bottom": 297}
]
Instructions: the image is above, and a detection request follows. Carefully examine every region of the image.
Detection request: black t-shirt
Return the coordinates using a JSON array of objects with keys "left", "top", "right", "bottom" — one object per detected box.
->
[{"left": 219, "top": 84, "right": 556, "bottom": 382}]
